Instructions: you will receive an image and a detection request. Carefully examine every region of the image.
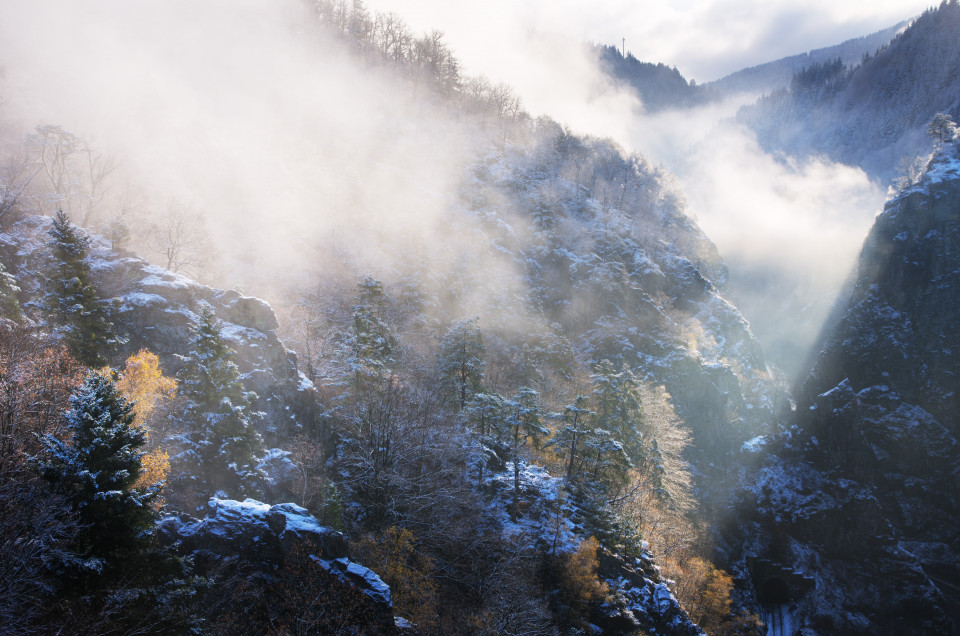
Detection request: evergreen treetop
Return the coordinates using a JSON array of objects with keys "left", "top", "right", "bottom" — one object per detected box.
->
[
  {"left": 36, "top": 371, "right": 157, "bottom": 579},
  {"left": 46, "top": 210, "right": 117, "bottom": 367},
  {"left": 172, "top": 306, "right": 263, "bottom": 501}
]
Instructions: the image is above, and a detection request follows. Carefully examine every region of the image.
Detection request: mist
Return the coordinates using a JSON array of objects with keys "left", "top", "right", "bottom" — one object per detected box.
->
[
  {"left": 0, "top": 0, "right": 519, "bottom": 306},
  {"left": 363, "top": 0, "right": 895, "bottom": 376},
  {"left": 0, "top": 0, "right": 897, "bottom": 377},
  {"left": 352, "top": 0, "right": 895, "bottom": 374}
]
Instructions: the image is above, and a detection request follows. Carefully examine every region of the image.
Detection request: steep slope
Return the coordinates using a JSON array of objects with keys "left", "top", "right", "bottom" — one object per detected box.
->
[
  {"left": 734, "top": 142, "right": 960, "bottom": 633},
  {"left": 737, "top": 2, "right": 960, "bottom": 182},
  {"left": 707, "top": 21, "right": 907, "bottom": 97},
  {"left": 594, "top": 45, "right": 713, "bottom": 111},
  {"left": 462, "top": 137, "right": 781, "bottom": 479},
  {"left": 0, "top": 214, "right": 320, "bottom": 445}
]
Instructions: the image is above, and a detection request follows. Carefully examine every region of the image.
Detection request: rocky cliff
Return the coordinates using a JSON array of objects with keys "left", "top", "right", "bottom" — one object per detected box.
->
[
  {"left": 735, "top": 142, "right": 960, "bottom": 633},
  {"left": 0, "top": 214, "right": 321, "bottom": 444}
]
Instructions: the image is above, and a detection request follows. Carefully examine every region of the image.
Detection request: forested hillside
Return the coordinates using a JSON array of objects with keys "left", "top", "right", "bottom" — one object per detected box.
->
[
  {"left": 3, "top": 0, "right": 958, "bottom": 633},
  {"left": 594, "top": 45, "right": 713, "bottom": 111},
  {"left": 737, "top": 1, "right": 960, "bottom": 182},
  {"left": 0, "top": 0, "right": 781, "bottom": 633},
  {"left": 706, "top": 21, "right": 906, "bottom": 98},
  {"left": 733, "top": 139, "right": 960, "bottom": 634}
]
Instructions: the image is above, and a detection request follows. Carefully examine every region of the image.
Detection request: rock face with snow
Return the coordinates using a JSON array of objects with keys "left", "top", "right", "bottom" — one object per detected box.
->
[
  {"left": 160, "top": 498, "right": 395, "bottom": 631},
  {"left": 736, "top": 144, "right": 960, "bottom": 633},
  {"left": 0, "top": 215, "right": 321, "bottom": 443}
]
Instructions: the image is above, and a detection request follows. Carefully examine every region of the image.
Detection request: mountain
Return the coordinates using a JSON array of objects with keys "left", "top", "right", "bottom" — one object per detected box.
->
[
  {"left": 733, "top": 142, "right": 960, "bottom": 633},
  {"left": 737, "top": 2, "right": 960, "bottom": 182},
  {"left": 0, "top": 1, "right": 785, "bottom": 630},
  {"left": 707, "top": 21, "right": 907, "bottom": 97},
  {"left": 593, "top": 45, "right": 713, "bottom": 111}
]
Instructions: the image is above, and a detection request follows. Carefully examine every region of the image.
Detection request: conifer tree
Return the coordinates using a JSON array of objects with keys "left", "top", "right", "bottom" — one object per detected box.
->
[
  {"left": 551, "top": 395, "right": 594, "bottom": 481},
  {"left": 507, "top": 387, "right": 548, "bottom": 512},
  {"left": 465, "top": 391, "right": 510, "bottom": 483},
  {"left": 590, "top": 359, "right": 645, "bottom": 463},
  {"left": 172, "top": 307, "right": 263, "bottom": 501},
  {"left": 438, "top": 318, "right": 485, "bottom": 410},
  {"left": 36, "top": 371, "right": 157, "bottom": 580},
  {"left": 349, "top": 276, "right": 396, "bottom": 384},
  {"left": 0, "top": 261, "right": 23, "bottom": 321},
  {"left": 46, "top": 210, "right": 117, "bottom": 367}
]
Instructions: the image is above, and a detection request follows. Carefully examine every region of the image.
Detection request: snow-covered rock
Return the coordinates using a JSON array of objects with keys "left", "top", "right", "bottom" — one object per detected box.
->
[
  {"left": 0, "top": 215, "right": 322, "bottom": 443},
  {"left": 735, "top": 142, "right": 960, "bottom": 633},
  {"left": 159, "top": 498, "right": 395, "bottom": 630}
]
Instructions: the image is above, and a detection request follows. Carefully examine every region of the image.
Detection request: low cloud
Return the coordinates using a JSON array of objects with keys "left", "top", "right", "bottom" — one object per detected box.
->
[{"left": 364, "top": 0, "right": 928, "bottom": 83}]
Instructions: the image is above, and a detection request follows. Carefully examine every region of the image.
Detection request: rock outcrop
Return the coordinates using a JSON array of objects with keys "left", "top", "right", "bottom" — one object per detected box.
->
[
  {"left": 735, "top": 143, "right": 960, "bottom": 633},
  {"left": 160, "top": 498, "right": 396, "bottom": 633},
  {"left": 0, "top": 215, "right": 321, "bottom": 444}
]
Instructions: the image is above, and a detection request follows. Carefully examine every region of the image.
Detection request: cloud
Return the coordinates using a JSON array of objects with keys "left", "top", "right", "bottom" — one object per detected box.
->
[
  {"left": 0, "top": 0, "right": 492, "bottom": 294},
  {"left": 0, "top": 0, "right": 896, "bottom": 372},
  {"left": 364, "top": 0, "right": 928, "bottom": 82}
]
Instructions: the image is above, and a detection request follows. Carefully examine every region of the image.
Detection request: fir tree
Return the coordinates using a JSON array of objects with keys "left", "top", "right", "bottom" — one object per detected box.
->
[
  {"left": 349, "top": 276, "right": 396, "bottom": 384},
  {"left": 0, "top": 261, "right": 23, "bottom": 321},
  {"left": 36, "top": 371, "right": 157, "bottom": 580},
  {"left": 46, "top": 210, "right": 117, "bottom": 367},
  {"left": 173, "top": 306, "right": 263, "bottom": 501},
  {"left": 438, "top": 317, "right": 485, "bottom": 410}
]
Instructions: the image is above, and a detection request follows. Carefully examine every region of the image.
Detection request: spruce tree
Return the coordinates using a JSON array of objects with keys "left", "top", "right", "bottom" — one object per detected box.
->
[
  {"left": 0, "top": 261, "right": 23, "bottom": 321},
  {"left": 46, "top": 210, "right": 117, "bottom": 367},
  {"left": 36, "top": 371, "right": 157, "bottom": 580},
  {"left": 590, "top": 359, "right": 645, "bottom": 464},
  {"left": 438, "top": 318, "right": 485, "bottom": 410},
  {"left": 173, "top": 306, "right": 263, "bottom": 500}
]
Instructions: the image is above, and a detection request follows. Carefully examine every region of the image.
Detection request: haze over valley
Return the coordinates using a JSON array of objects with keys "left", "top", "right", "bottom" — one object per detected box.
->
[{"left": 0, "top": 1, "right": 958, "bottom": 634}]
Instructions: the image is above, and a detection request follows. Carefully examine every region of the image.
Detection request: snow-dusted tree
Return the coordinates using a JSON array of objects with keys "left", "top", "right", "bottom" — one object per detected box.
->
[
  {"left": 506, "top": 387, "right": 548, "bottom": 512},
  {"left": 0, "top": 261, "right": 23, "bottom": 322},
  {"left": 35, "top": 372, "right": 157, "bottom": 581},
  {"left": 590, "top": 359, "right": 644, "bottom": 463},
  {"left": 172, "top": 307, "right": 263, "bottom": 501},
  {"left": 550, "top": 395, "right": 594, "bottom": 481},
  {"left": 928, "top": 112, "right": 959, "bottom": 145},
  {"left": 465, "top": 391, "right": 510, "bottom": 483},
  {"left": 46, "top": 210, "right": 117, "bottom": 367},
  {"left": 349, "top": 276, "right": 396, "bottom": 384},
  {"left": 438, "top": 317, "right": 485, "bottom": 410}
]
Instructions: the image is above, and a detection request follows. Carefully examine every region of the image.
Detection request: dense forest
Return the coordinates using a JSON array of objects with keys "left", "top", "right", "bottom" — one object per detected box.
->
[{"left": 1, "top": 0, "right": 958, "bottom": 634}]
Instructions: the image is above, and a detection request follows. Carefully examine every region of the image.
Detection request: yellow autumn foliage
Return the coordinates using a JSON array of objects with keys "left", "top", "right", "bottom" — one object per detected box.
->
[
  {"left": 556, "top": 536, "right": 610, "bottom": 628},
  {"left": 353, "top": 527, "right": 439, "bottom": 630},
  {"left": 116, "top": 349, "right": 176, "bottom": 427},
  {"left": 667, "top": 556, "right": 735, "bottom": 634}
]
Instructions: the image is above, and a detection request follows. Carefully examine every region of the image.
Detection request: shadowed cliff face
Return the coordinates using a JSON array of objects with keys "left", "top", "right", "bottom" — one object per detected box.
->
[{"left": 736, "top": 143, "right": 960, "bottom": 633}]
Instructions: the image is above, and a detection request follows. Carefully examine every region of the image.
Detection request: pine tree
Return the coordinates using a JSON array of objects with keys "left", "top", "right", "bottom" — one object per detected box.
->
[
  {"left": 465, "top": 391, "right": 511, "bottom": 483},
  {"left": 349, "top": 276, "right": 396, "bottom": 384},
  {"left": 0, "top": 261, "right": 23, "bottom": 321},
  {"left": 550, "top": 395, "right": 594, "bottom": 481},
  {"left": 438, "top": 318, "right": 485, "bottom": 410},
  {"left": 590, "top": 359, "right": 645, "bottom": 464},
  {"left": 173, "top": 307, "right": 263, "bottom": 501},
  {"left": 36, "top": 371, "right": 157, "bottom": 580},
  {"left": 507, "top": 387, "right": 548, "bottom": 513},
  {"left": 46, "top": 210, "right": 117, "bottom": 367},
  {"left": 928, "top": 112, "right": 959, "bottom": 145}
]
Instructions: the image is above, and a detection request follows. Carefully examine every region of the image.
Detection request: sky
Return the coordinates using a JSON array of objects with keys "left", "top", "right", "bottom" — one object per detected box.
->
[
  {"left": 363, "top": 0, "right": 930, "bottom": 84},
  {"left": 0, "top": 0, "right": 930, "bottom": 372}
]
